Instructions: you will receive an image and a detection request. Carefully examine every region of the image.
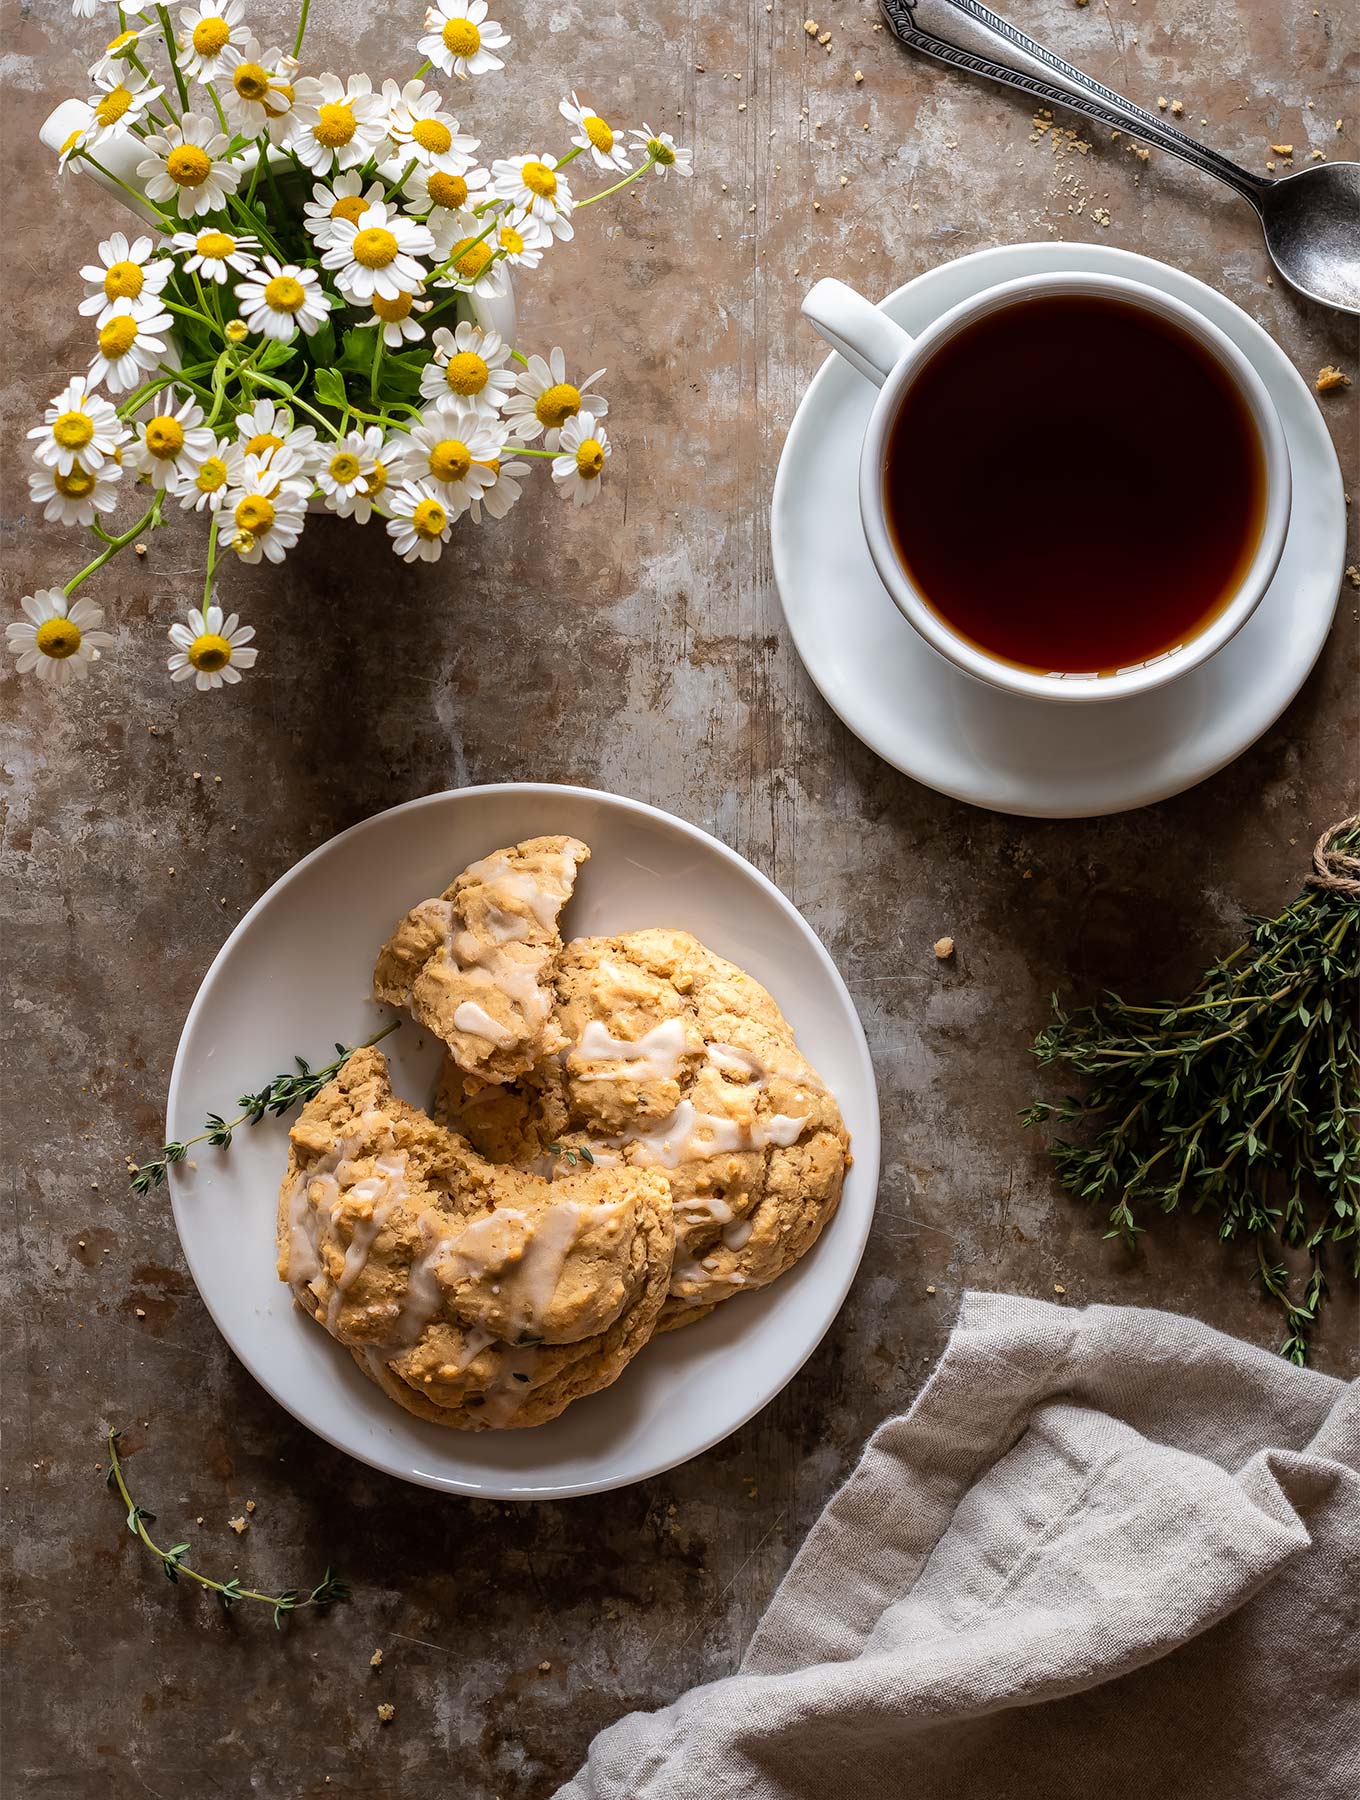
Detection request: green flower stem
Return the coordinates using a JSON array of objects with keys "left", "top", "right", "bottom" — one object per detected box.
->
[
  {"left": 427, "top": 210, "right": 504, "bottom": 284},
  {"left": 205, "top": 348, "right": 234, "bottom": 428},
  {"left": 64, "top": 495, "right": 163, "bottom": 598},
  {"left": 163, "top": 298, "right": 225, "bottom": 336},
  {"left": 115, "top": 363, "right": 217, "bottom": 417},
  {"left": 156, "top": 5, "right": 191, "bottom": 113},
  {"left": 412, "top": 58, "right": 432, "bottom": 78},
  {"left": 576, "top": 153, "right": 658, "bottom": 207},
  {"left": 202, "top": 511, "right": 221, "bottom": 608},
  {"left": 555, "top": 145, "right": 584, "bottom": 168},
  {"left": 77, "top": 151, "right": 176, "bottom": 223},
  {"left": 243, "top": 368, "right": 340, "bottom": 435},
  {"left": 508, "top": 446, "right": 557, "bottom": 459},
  {"left": 293, "top": 0, "right": 311, "bottom": 57},
  {"left": 206, "top": 80, "right": 230, "bottom": 135},
  {"left": 369, "top": 329, "right": 385, "bottom": 403}
]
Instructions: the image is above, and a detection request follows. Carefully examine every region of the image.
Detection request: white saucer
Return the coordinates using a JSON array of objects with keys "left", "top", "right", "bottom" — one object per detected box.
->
[
  {"left": 772, "top": 244, "right": 1346, "bottom": 819},
  {"left": 166, "top": 785, "right": 879, "bottom": 1499}
]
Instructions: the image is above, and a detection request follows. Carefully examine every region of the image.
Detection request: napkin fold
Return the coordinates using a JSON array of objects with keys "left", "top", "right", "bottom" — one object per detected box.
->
[{"left": 557, "top": 1292, "right": 1359, "bottom": 1800}]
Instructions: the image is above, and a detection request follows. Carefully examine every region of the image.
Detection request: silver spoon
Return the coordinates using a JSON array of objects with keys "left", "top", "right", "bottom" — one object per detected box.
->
[{"left": 879, "top": 0, "right": 1360, "bottom": 316}]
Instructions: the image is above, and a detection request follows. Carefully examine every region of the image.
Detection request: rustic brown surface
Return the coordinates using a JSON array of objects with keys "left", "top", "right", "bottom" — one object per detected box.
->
[{"left": 1, "top": 0, "right": 1356, "bottom": 1794}]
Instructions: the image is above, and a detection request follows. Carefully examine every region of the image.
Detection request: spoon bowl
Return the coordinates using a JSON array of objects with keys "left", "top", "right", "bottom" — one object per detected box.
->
[{"left": 1258, "top": 163, "right": 1360, "bottom": 314}]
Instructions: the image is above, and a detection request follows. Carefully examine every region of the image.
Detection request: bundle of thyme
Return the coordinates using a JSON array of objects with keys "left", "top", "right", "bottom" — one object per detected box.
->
[
  {"left": 1023, "top": 818, "right": 1359, "bottom": 1363},
  {"left": 130, "top": 1020, "right": 399, "bottom": 1193},
  {"left": 106, "top": 1430, "right": 348, "bottom": 1626}
]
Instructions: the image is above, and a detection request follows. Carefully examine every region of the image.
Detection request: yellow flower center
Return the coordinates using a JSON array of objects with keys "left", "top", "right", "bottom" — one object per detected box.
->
[
  {"left": 56, "top": 466, "right": 97, "bottom": 497},
  {"left": 498, "top": 224, "right": 525, "bottom": 255},
  {"left": 583, "top": 114, "right": 614, "bottom": 153},
  {"left": 314, "top": 101, "right": 357, "bottom": 148},
  {"left": 535, "top": 382, "right": 581, "bottom": 428},
  {"left": 144, "top": 415, "right": 185, "bottom": 458},
  {"left": 373, "top": 290, "right": 415, "bottom": 321},
  {"left": 441, "top": 17, "right": 481, "bottom": 57},
  {"left": 575, "top": 438, "right": 605, "bottom": 479},
  {"left": 330, "top": 193, "right": 368, "bottom": 223},
  {"left": 167, "top": 144, "right": 213, "bottom": 187},
  {"left": 98, "top": 315, "right": 139, "bottom": 358},
  {"left": 234, "top": 493, "right": 275, "bottom": 535},
  {"left": 105, "top": 29, "right": 138, "bottom": 53},
  {"left": 53, "top": 411, "right": 95, "bottom": 450},
  {"left": 35, "top": 617, "right": 82, "bottom": 659},
  {"left": 103, "top": 258, "right": 145, "bottom": 299},
  {"left": 94, "top": 86, "right": 134, "bottom": 128},
  {"left": 412, "top": 496, "right": 448, "bottom": 536},
  {"left": 425, "top": 170, "right": 467, "bottom": 209},
  {"left": 475, "top": 457, "right": 500, "bottom": 475},
  {"left": 352, "top": 225, "right": 399, "bottom": 268},
  {"left": 364, "top": 459, "right": 388, "bottom": 498},
  {"left": 243, "top": 430, "right": 284, "bottom": 458},
  {"left": 429, "top": 439, "right": 471, "bottom": 482},
  {"left": 188, "top": 632, "right": 232, "bottom": 671},
  {"left": 196, "top": 230, "right": 236, "bottom": 259},
  {"left": 263, "top": 275, "right": 305, "bottom": 313},
  {"left": 192, "top": 16, "right": 231, "bottom": 55},
  {"left": 449, "top": 236, "right": 492, "bottom": 281},
  {"left": 649, "top": 137, "right": 676, "bottom": 165},
  {"left": 521, "top": 159, "right": 558, "bottom": 199},
  {"left": 329, "top": 450, "right": 361, "bottom": 482},
  {"left": 196, "top": 456, "right": 228, "bottom": 492},
  {"left": 444, "top": 350, "right": 488, "bottom": 394},
  {"left": 225, "top": 318, "right": 249, "bottom": 342},
  {"left": 59, "top": 128, "right": 84, "bottom": 158},
  {"left": 412, "top": 118, "right": 453, "bottom": 154},
  {"left": 233, "top": 61, "right": 270, "bottom": 101}
]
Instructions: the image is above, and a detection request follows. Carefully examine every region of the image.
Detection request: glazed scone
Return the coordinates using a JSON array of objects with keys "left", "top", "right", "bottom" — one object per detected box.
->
[
  {"left": 436, "top": 929, "right": 849, "bottom": 1329},
  {"left": 373, "top": 836, "right": 589, "bottom": 1088},
  {"left": 277, "top": 1046, "right": 674, "bottom": 1429}
]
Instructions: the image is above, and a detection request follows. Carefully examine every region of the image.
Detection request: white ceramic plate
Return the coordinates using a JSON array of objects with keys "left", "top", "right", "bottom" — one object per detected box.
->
[
  {"left": 773, "top": 243, "right": 1346, "bottom": 818},
  {"left": 167, "top": 785, "right": 880, "bottom": 1499}
]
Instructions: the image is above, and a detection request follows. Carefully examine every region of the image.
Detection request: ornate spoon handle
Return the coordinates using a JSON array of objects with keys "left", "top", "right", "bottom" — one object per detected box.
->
[{"left": 879, "top": 0, "right": 1271, "bottom": 208}]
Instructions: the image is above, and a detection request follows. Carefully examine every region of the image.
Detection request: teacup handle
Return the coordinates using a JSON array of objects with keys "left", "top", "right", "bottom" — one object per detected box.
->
[{"left": 801, "top": 278, "right": 916, "bottom": 387}]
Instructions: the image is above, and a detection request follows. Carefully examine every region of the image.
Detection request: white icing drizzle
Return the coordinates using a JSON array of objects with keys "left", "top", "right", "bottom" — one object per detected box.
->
[
  {"left": 453, "top": 1000, "right": 515, "bottom": 1044},
  {"left": 721, "top": 1217, "right": 754, "bottom": 1251},
  {"left": 573, "top": 1016, "right": 690, "bottom": 1084},
  {"left": 620, "top": 1101, "right": 808, "bottom": 1169},
  {"left": 444, "top": 1200, "right": 584, "bottom": 1336},
  {"left": 323, "top": 1151, "right": 407, "bottom": 1331},
  {"left": 285, "top": 1130, "right": 365, "bottom": 1288},
  {"left": 676, "top": 1194, "right": 734, "bottom": 1226},
  {"left": 707, "top": 1042, "right": 768, "bottom": 1082}
]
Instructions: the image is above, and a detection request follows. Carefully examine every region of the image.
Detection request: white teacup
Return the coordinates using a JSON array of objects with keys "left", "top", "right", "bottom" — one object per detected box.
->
[{"left": 801, "top": 271, "right": 1292, "bottom": 704}]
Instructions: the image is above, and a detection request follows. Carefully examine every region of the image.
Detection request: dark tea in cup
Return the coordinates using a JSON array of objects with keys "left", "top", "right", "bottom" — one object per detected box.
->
[{"left": 881, "top": 294, "right": 1268, "bottom": 676}]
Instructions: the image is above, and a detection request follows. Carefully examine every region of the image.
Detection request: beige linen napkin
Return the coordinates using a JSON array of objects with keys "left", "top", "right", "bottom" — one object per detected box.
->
[{"left": 558, "top": 1292, "right": 1359, "bottom": 1799}]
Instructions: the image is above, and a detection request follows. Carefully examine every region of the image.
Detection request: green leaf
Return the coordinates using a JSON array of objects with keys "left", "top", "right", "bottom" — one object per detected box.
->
[{"left": 312, "top": 366, "right": 348, "bottom": 412}]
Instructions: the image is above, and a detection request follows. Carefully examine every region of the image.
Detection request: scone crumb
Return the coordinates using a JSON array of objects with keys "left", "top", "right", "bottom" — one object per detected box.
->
[
  {"left": 1316, "top": 365, "right": 1351, "bottom": 392},
  {"left": 227, "top": 1516, "right": 248, "bottom": 1535},
  {"left": 245, "top": 1499, "right": 256, "bottom": 1513},
  {"left": 1269, "top": 143, "right": 1293, "bottom": 156},
  {"left": 1345, "top": 564, "right": 1359, "bottom": 589},
  {"left": 538, "top": 1659, "right": 553, "bottom": 1672},
  {"left": 926, "top": 1284, "right": 937, "bottom": 1295},
  {"left": 933, "top": 936, "right": 956, "bottom": 960},
  {"left": 1053, "top": 1283, "right": 1067, "bottom": 1296},
  {"left": 370, "top": 1648, "right": 384, "bottom": 1668},
  {"left": 376, "top": 1702, "right": 396, "bottom": 1723}
]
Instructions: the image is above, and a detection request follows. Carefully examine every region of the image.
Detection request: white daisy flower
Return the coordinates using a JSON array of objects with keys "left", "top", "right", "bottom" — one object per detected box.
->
[
  {"left": 426, "top": 208, "right": 511, "bottom": 299},
  {"left": 137, "top": 115, "right": 241, "bottom": 219},
  {"left": 171, "top": 225, "right": 260, "bottom": 282},
  {"left": 320, "top": 200, "right": 435, "bottom": 304},
  {"left": 631, "top": 125, "right": 693, "bottom": 178},
  {"left": 388, "top": 399, "right": 502, "bottom": 516},
  {"left": 387, "top": 479, "right": 453, "bottom": 562},
  {"left": 401, "top": 160, "right": 490, "bottom": 217},
  {"left": 7, "top": 590, "right": 113, "bottom": 687},
  {"left": 286, "top": 72, "right": 385, "bottom": 174},
  {"left": 90, "top": 25, "right": 150, "bottom": 83},
  {"left": 381, "top": 79, "right": 479, "bottom": 170},
  {"left": 235, "top": 256, "right": 331, "bottom": 342},
  {"left": 356, "top": 287, "right": 432, "bottom": 347},
  {"left": 78, "top": 232, "right": 173, "bottom": 322},
  {"left": 218, "top": 39, "right": 296, "bottom": 139},
  {"left": 87, "top": 296, "right": 174, "bottom": 393},
  {"left": 54, "top": 107, "right": 96, "bottom": 172},
  {"left": 167, "top": 603, "right": 258, "bottom": 690},
  {"left": 170, "top": 438, "right": 235, "bottom": 511},
  {"left": 28, "top": 377, "right": 129, "bottom": 475},
  {"left": 418, "top": 320, "right": 515, "bottom": 415},
  {"left": 129, "top": 394, "right": 217, "bottom": 489},
  {"left": 552, "top": 411, "right": 611, "bottom": 507},
  {"left": 302, "top": 175, "right": 388, "bottom": 250},
  {"left": 29, "top": 457, "right": 122, "bottom": 527},
  {"left": 501, "top": 347, "right": 607, "bottom": 447},
  {"left": 418, "top": 0, "right": 510, "bottom": 80},
  {"left": 320, "top": 426, "right": 391, "bottom": 522},
  {"left": 467, "top": 454, "right": 528, "bottom": 523},
  {"left": 490, "top": 210, "right": 548, "bottom": 270},
  {"left": 231, "top": 397, "right": 320, "bottom": 473},
  {"left": 489, "top": 152, "right": 574, "bottom": 227},
  {"left": 179, "top": 0, "right": 248, "bottom": 84},
  {"left": 223, "top": 450, "right": 311, "bottom": 563},
  {"left": 71, "top": 0, "right": 107, "bottom": 19},
  {"left": 82, "top": 69, "right": 164, "bottom": 151},
  {"left": 559, "top": 92, "right": 632, "bottom": 174}
]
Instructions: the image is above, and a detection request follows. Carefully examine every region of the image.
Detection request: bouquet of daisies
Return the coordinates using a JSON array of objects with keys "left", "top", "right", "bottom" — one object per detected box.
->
[{"left": 14, "top": 0, "right": 691, "bottom": 694}]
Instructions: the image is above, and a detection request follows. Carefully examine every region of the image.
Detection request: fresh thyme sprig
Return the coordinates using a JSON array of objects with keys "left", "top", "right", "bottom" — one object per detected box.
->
[
  {"left": 1022, "top": 819, "right": 1359, "bottom": 1364},
  {"left": 130, "top": 1020, "right": 401, "bottom": 1194},
  {"left": 545, "top": 1140, "right": 596, "bottom": 1167},
  {"left": 105, "top": 1429, "right": 349, "bottom": 1627}
]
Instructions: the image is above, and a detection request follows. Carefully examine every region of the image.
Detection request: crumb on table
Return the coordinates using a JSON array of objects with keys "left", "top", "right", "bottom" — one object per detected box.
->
[{"left": 1316, "top": 365, "right": 1351, "bottom": 393}]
